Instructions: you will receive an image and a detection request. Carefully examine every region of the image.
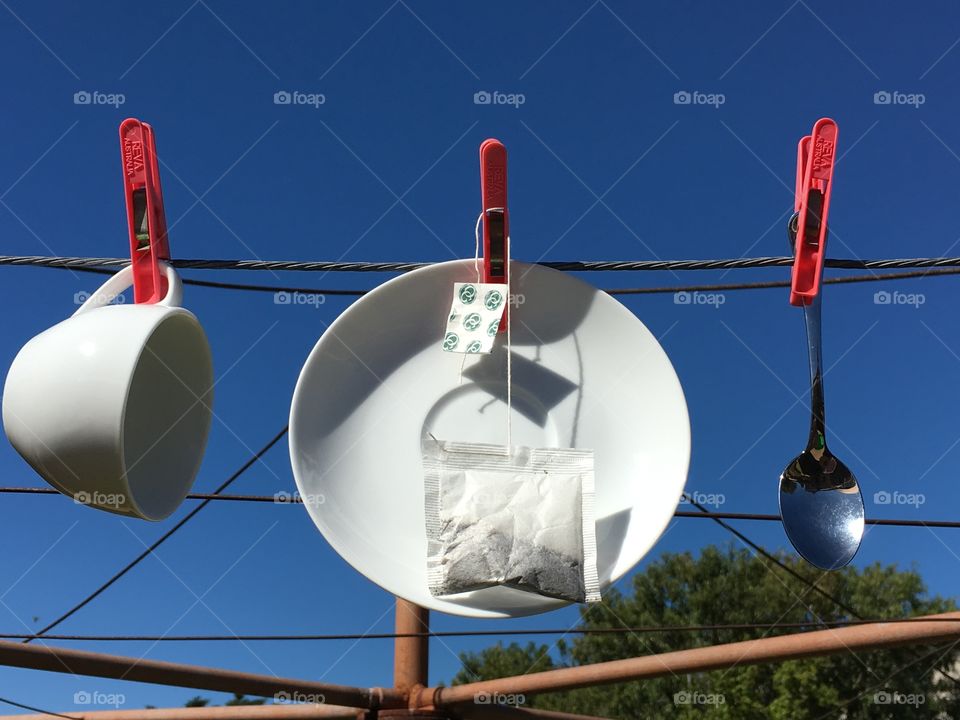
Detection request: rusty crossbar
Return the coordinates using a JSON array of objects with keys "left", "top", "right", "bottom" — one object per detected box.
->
[
  {"left": 2, "top": 606, "right": 959, "bottom": 720},
  {"left": 420, "top": 612, "right": 960, "bottom": 707}
]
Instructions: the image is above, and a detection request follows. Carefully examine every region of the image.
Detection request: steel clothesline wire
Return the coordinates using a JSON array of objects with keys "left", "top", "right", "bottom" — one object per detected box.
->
[
  {"left": 1, "top": 487, "right": 956, "bottom": 528},
  {"left": 9, "top": 258, "right": 959, "bottom": 680},
  {"left": 52, "top": 264, "right": 960, "bottom": 297},
  {"left": 26, "top": 426, "right": 289, "bottom": 644},
  {"left": 681, "top": 494, "right": 960, "bottom": 688},
  {"left": 0, "top": 696, "right": 73, "bottom": 719},
  {"left": 12, "top": 456, "right": 960, "bottom": 685},
  {"left": 6, "top": 253, "right": 960, "bottom": 272},
  {"left": 5, "top": 618, "right": 960, "bottom": 642},
  {"left": 682, "top": 493, "right": 861, "bottom": 617}
]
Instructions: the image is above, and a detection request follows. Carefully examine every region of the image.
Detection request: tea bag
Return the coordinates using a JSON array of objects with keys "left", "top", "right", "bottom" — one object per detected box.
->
[{"left": 423, "top": 437, "right": 601, "bottom": 603}]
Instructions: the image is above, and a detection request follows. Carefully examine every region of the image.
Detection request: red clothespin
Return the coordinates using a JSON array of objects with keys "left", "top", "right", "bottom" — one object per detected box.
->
[
  {"left": 119, "top": 118, "right": 170, "bottom": 304},
  {"left": 480, "top": 138, "right": 509, "bottom": 331},
  {"left": 789, "top": 118, "right": 838, "bottom": 306}
]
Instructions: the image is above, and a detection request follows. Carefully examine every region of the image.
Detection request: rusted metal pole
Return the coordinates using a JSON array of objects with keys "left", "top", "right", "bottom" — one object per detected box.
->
[
  {"left": 423, "top": 612, "right": 960, "bottom": 707},
  {"left": 393, "top": 597, "right": 429, "bottom": 692},
  {"left": 390, "top": 597, "right": 441, "bottom": 719},
  {"left": 0, "top": 638, "right": 404, "bottom": 710}
]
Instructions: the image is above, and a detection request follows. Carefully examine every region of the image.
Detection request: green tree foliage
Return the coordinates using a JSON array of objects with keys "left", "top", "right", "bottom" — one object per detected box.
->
[
  {"left": 452, "top": 545, "right": 960, "bottom": 719},
  {"left": 457, "top": 640, "right": 557, "bottom": 683}
]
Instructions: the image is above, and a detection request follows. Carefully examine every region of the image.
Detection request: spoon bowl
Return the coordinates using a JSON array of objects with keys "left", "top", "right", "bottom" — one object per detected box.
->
[{"left": 779, "top": 447, "right": 864, "bottom": 570}]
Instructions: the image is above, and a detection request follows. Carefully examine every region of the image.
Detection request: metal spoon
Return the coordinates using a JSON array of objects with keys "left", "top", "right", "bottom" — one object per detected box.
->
[{"left": 779, "top": 225, "right": 865, "bottom": 570}]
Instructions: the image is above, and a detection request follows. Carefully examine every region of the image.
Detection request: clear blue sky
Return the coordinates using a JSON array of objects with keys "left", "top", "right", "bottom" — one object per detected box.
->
[{"left": 2, "top": 0, "right": 960, "bottom": 712}]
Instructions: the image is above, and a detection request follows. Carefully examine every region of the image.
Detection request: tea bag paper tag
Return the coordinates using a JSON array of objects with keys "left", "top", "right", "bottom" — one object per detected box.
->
[{"left": 441, "top": 282, "right": 508, "bottom": 354}]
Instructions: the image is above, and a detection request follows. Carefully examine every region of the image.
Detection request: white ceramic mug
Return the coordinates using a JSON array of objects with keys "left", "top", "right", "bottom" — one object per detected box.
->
[{"left": 3, "top": 263, "right": 213, "bottom": 520}]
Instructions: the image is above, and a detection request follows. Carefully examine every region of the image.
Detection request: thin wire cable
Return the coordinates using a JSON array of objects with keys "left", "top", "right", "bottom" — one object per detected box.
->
[
  {"left": 6, "top": 254, "right": 960, "bottom": 668},
  {"left": 682, "top": 493, "right": 860, "bottom": 617},
  {"left": 3, "top": 488, "right": 958, "bottom": 528},
  {"left": 0, "top": 696, "right": 74, "bottom": 719},
  {"left": 4, "top": 617, "right": 960, "bottom": 642},
  {"left": 681, "top": 493, "right": 960, "bottom": 687},
  {"left": 7, "top": 254, "right": 960, "bottom": 272},
  {"left": 22, "top": 261, "right": 960, "bottom": 298},
  {"left": 673, "top": 511, "right": 960, "bottom": 529},
  {"left": 26, "top": 426, "right": 289, "bottom": 643}
]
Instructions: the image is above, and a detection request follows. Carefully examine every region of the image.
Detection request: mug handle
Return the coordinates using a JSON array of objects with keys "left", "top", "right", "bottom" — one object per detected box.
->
[{"left": 73, "top": 262, "right": 183, "bottom": 317}]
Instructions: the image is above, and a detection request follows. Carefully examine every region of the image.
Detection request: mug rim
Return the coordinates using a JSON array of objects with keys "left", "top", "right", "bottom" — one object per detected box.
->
[{"left": 114, "top": 305, "right": 213, "bottom": 520}]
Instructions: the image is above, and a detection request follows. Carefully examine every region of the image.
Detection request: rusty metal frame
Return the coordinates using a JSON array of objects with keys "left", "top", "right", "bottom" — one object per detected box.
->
[{"left": 1, "top": 605, "right": 959, "bottom": 719}]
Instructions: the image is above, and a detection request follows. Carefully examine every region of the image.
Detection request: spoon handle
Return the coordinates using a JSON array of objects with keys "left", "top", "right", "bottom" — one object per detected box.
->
[{"left": 802, "top": 294, "right": 827, "bottom": 451}]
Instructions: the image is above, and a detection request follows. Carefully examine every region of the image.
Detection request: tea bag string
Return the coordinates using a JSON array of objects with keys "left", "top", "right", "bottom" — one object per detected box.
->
[
  {"left": 457, "top": 213, "right": 486, "bottom": 384},
  {"left": 469, "top": 209, "right": 513, "bottom": 449},
  {"left": 505, "top": 222, "right": 512, "bottom": 449}
]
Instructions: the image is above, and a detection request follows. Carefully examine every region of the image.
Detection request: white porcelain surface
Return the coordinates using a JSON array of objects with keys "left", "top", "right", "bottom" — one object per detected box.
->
[
  {"left": 289, "top": 260, "right": 690, "bottom": 617},
  {"left": 3, "top": 264, "right": 213, "bottom": 520}
]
